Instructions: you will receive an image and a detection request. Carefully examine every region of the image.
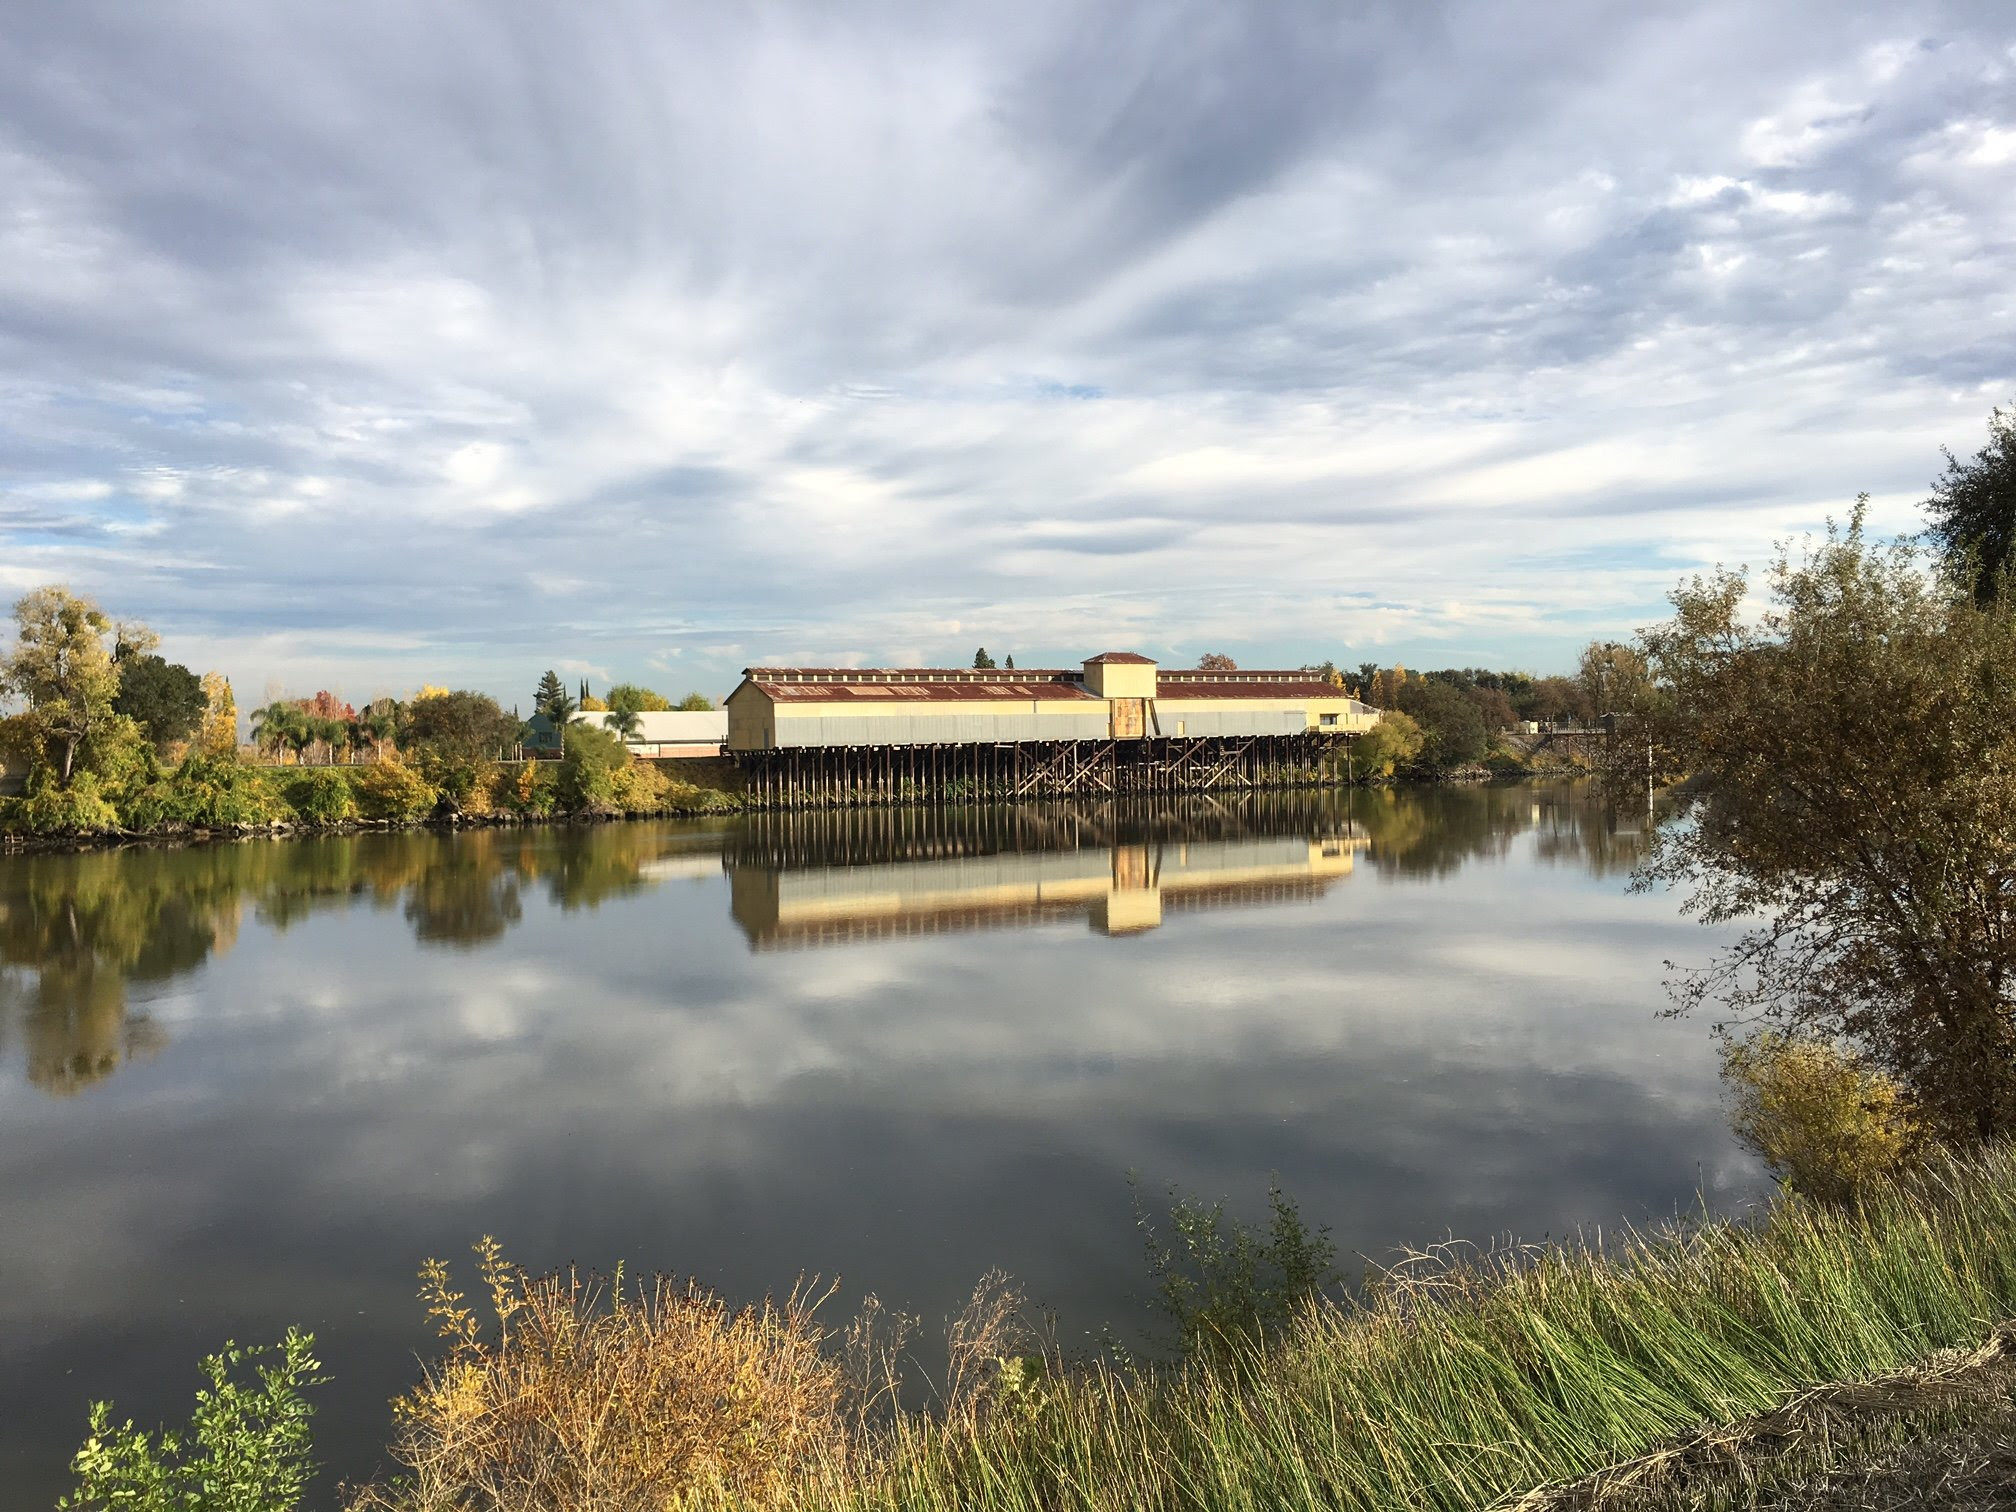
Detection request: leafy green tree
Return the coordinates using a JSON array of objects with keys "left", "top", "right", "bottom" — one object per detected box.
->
[
  {"left": 61, "top": 1329, "right": 322, "bottom": 1512},
  {"left": 1394, "top": 678, "right": 1488, "bottom": 770},
  {"left": 972, "top": 647, "right": 996, "bottom": 669},
  {"left": 111, "top": 654, "right": 206, "bottom": 755},
  {"left": 557, "top": 721, "right": 629, "bottom": 811},
  {"left": 1924, "top": 403, "right": 2016, "bottom": 606},
  {"left": 0, "top": 587, "right": 127, "bottom": 785},
  {"left": 1352, "top": 709, "right": 1424, "bottom": 777},
  {"left": 675, "top": 692, "right": 713, "bottom": 711},
  {"left": 401, "top": 692, "right": 520, "bottom": 798},
  {"left": 1638, "top": 501, "right": 2016, "bottom": 1139}
]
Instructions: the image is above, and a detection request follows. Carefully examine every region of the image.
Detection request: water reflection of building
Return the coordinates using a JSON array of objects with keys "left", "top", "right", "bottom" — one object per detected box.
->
[{"left": 726, "top": 801, "right": 1369, "bottom": 949}]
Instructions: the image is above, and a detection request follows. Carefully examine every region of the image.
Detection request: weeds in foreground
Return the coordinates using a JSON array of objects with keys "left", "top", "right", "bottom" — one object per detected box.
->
[
  {"left": 61, "top": 1328, "right": 322, "bottom": 1512},
  {"left": 349, "top": 1238, "right": 854, "bottom": 1512},
  {"left": 84, "top": 1147, "right": 2016, "bottom": 1512}
]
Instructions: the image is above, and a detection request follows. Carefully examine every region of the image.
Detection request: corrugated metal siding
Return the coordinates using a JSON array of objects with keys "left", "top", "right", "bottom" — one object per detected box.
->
[{"left": 1155, "top": 708, "right": 1306, "bottom": 738}]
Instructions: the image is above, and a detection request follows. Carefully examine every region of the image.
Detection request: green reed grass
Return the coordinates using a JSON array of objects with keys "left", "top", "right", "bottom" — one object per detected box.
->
[{"left": 804, "top": 1144, "right": 2016, "bottom": 1512}]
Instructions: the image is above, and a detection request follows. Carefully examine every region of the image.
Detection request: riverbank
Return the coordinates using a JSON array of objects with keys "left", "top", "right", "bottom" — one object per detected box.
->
[{"left": 325, "top": 1144, "right": 2016, "bottom": 1512}]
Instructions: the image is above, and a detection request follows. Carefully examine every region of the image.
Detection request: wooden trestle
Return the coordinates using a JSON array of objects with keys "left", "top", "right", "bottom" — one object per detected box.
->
[{"left": 732, "top": 733, "right": 1351, "bottom": 810}]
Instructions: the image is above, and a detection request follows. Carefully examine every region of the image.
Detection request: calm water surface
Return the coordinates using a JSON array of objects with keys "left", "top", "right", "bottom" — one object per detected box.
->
[{"left": 0, "top": 782, "right": 1764, "bottom": 1504}]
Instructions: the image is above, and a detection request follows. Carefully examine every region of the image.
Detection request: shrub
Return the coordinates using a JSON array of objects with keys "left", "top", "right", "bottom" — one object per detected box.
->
[
  {"left": 282, "top": 768, "right": 359, "bottom": 824},
  {"left": 506, "top": 761, "right": 558, "bottom": 817},
  {"left": 1136, "top": 1179, "right": 1339, "bottom": 1360},
  {"left": 609, "top": 759, "right": 669, "bottom": 814},
  {"left": 61, "top": 1329, "right": 322, "bottom": 1512},
  {"left": 1352, "top": 710, "right": 1424, "bottom": 778},
  {"left": 1722, "top": 1032, "right": 1923, "bottom": 1202},
  {"left": 557, "top": 722, "right": 628, "bottom": 813},
  {"left": 14, "top": 771, "right": 121, "bottom": 834},
  {"left": 123, "top": 755, "right": 289, "bottom": 829},
  {"left": 352, "top": 1240, "right": 848, "bottom": 1512},
  {"left": 351, "top": 760, "right": 438, "bottom": 821}
]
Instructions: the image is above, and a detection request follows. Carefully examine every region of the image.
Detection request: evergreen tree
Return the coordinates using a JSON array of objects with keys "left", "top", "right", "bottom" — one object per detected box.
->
[
  {"left": 1004, "top": 654, "right": 1014, "bottom": 670},
  {"left": 534, "top": 670, "right": 566, "bottom": 718},
  {"left": 972, "top": 647, "right": 996, "bottom": 669}
]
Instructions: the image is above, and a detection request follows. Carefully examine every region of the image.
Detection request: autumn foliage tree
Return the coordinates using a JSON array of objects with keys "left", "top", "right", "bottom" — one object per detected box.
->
[
  {"left": 0, "top": 586, "right": 124, "bottom": 784},
  {"left": 198, "top": 673, "right": 238, "bottom": 758},
  {"left": 1197, "top": 653, "right": 1237, "bottom": 671},
  {"left": 1638, "top": 501, "right": 2016, "bottom": 1140}
]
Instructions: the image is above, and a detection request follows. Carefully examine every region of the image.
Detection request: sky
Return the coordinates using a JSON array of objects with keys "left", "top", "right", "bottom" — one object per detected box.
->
[{"left": 2, "top": 1, "right": 2013, "bottom": 708}]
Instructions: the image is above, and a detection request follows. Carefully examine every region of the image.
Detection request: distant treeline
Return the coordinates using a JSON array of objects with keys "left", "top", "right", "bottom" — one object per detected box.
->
[{"left": 0, "top": 587, "right": 734, "bottom": 839}]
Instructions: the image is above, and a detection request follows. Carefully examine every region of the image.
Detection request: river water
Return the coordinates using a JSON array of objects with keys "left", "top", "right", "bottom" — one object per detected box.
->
[{"left": 0, "top": 782, "right": 1763, "bottom": 1504}]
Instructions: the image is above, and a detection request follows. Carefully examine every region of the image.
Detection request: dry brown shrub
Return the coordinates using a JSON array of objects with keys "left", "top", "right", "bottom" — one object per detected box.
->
[{"left": 349, "top": 1238, "right": 849, "bottom": 1512}]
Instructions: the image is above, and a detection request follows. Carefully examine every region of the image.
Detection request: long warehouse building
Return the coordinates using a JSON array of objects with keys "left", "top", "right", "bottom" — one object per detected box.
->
[
  {"left": 723, "top": 653, "right": 1381, "bottom": 806},
  {"left": 725, "top": 652, "right": 1380, "bottom": 748}
]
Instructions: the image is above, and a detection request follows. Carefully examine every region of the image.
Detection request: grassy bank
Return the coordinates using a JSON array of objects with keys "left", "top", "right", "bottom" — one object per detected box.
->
[{"left": 291, "top": 1146, "right": 2016, "bottom": 1512}]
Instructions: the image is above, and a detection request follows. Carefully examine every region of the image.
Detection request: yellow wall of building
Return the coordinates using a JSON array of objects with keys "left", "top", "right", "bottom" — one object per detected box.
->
[{"left": 1083, "top": 661, "right": 1158, "bottom": 699}]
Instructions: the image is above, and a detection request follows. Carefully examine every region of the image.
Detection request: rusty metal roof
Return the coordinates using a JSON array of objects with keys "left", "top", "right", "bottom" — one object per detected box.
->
[
  {"left": 1084, "top": 651, "right": 1156, "bottom": 664},
  {"left": 752, "top": 679, "right": 1100, "bottom": 703},
  {"left": 1155, "top": 679, "right": 1347, "bottom": 700},
  {"left": 743, "top": 666, "right": 1075, "bottom": 681}
]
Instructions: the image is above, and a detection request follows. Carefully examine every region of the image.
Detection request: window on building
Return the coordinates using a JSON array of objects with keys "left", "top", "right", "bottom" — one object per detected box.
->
[{"left": 1320, "top": 712, "right": 1338, "bottom": 728}]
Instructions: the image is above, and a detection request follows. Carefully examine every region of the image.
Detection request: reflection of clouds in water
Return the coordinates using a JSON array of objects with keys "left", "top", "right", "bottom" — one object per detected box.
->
[{"left": 0, "top": 785, "right": 1766, "bottom": 1501}]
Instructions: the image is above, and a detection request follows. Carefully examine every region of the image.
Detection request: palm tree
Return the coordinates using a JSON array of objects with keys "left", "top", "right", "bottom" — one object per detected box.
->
[
  {"left": 610, "top": 707, "right": 643, "bottom": 743},
  {"left": 323, "top": 717, "right": 353, "bottom": 765},
  {"left": 251, "top": 702, "right": 304, "bottom": 764}
]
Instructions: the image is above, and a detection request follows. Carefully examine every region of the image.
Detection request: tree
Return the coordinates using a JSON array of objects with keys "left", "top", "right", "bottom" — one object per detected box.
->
[
  {"left": 1463, "top": 683, "right": 1517, "bottom": 732},
  {"left": 198, "top": 673, "right": 238, "bottom": 758},
  {"left": 1352, "top": 710, "right": 1423, "bottom": 777},
  {"left": 1924, "top": 403, "right": 2016, "bottom": 606},
  {"left": 400, "top": 691, "right": 521, "bottom": 769},
  {"left": 354, "top": 699, "right": 399, "bottom": 760},
  {"left": 534, "top": 670, "right": 567, "bottom": 719},
  {"left": 1524, "top": 675, "right": 1588, "bottom": 725},
  {"left": 674, "top": 692, "right": 713, "bottom": 712},
  {"left": 1394, "top": 679, "right": 1488, "bottom": 770},
  {"left": 1637, "top": 502, "right": 2016, "bottom": 1139},
  {"left": 1577, "top": 640, "right": 1650, "bottom": 718},
  {"left": 972, "top": 647, "right": 996, "bottom": 669},
  {"left": 112, "top": 654, "right": 206, "bottom": 754},
  {"left": 606, "top": 683, "right": 673, "bottom": 716},
  {"left": 1004, "top": 655, "right": 1015, "bottom": 670},
  {"left": 608, "top": 707, "right": 643, "bottom": 741},
  {"left": 579, "top": 694, "right": 608, "bottom": 712},
  {"left": 0, "top": 587, "right": 125, "bottom": 784},
  {"left": 251, "top": 702, "right": 305, "bottom": 763},
  {"left": 1198, "top": 653, "right": 1237, "bottom": 671}
]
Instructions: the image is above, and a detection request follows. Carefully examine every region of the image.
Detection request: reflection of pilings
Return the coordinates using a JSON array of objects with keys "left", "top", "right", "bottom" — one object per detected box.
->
[
  {"left": 732, "top": 734, "right": 1350, "bottom": 811},
  {"left": 726, "top": 791, "right": 1367, "bottom": 871}
]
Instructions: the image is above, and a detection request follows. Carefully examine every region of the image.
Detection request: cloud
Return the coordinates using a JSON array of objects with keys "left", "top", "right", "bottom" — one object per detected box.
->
[{"left": 0, "top": 2, "right": 2011, "bottom": 698}]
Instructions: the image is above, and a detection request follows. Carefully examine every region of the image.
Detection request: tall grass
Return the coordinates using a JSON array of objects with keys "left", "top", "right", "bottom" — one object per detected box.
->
[
  {"left": 349, "top": 1145, "right": 2016, "bottom": 1511},
  {"left": 814, "top": 1144, "right": 2016, "bottom": 1512}
]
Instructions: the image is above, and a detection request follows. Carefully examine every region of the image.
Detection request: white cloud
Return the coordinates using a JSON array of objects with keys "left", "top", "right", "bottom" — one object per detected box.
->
[{"left": 0, "top": 2, "right": 2010, "bottom": 696}]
